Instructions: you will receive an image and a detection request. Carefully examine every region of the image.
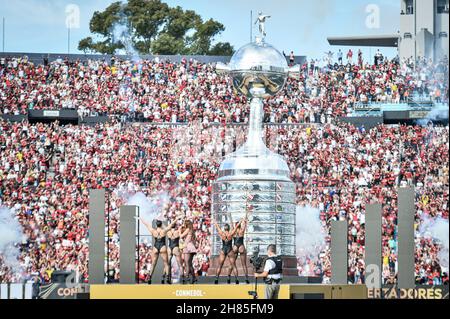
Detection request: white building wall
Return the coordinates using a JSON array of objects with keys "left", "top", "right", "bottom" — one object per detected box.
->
[
  {"left": 399, "top": 0, "right": 449, "bottom": 61},
  {"left": 417, "top": 0, "right": 436, "bottom": 33},
  {"left": 399, "top": 13, "right": 416, "bottom": 60},
  {"left": 435, "top": 4, "right": 449, "bottom": 59}
]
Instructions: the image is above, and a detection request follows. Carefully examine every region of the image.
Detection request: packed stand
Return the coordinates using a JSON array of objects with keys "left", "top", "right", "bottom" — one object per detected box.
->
[
  {"left": 1, "top": 52, "right": 448, "bottom": 122},
  {"left": 0, "top": 118, "right": 448, "bottom": 285}
]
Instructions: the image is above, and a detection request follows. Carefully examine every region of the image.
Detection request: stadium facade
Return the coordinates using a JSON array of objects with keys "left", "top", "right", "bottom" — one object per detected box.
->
[{"left": 328, "top": 0, "right": 449, "bottom": 62}]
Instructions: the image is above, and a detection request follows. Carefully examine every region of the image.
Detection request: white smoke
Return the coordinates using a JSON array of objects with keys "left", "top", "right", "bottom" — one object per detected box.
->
[
  {"left": 112, "top": 7, "right": 141, "bottom": 62},
  {"left": 0, "top": 206, "right": 23, "bottom": 271},
  {"left": 125, "top": 192, "right": 169, "bottom": 222},
  {"left": 417, "top": 104, "right": 449, "bottom": 126},
  {"left": 419, "top": 214, "right": 449, "bottom": 272},
  {"left": 427, "top": 104, "right": 449, "bottom": 121},
  {"left": 110, "top": 7, "right": 142, "bottom": 113},
  {"left": 295, "top": 205, "right": 327, "bottom": 276},
  {"left": 117, "top": 191, "right": 170, "bottom": 237}
]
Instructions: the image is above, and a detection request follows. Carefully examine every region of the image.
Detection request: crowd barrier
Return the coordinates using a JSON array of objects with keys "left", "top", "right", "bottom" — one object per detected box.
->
[
  {"left": 0, "top": 52, "right": 307, "bottom": 66},
  {"left": 0, "top": 52, "right": 231, "bottom": 65},
  {"left": 1, "top": 113, "right": 329, "bottom": 127}
]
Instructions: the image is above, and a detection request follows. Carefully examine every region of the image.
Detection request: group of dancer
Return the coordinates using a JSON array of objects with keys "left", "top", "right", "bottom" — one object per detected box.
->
[
  {"left": 213, "top": 212, "right": 250, "bottom": 285},
  {"left": 139, "top": 216, "right": 197, "bottom": 284},
  {"left": 140, "top": 212, "right": 250, "bottom": 285}
]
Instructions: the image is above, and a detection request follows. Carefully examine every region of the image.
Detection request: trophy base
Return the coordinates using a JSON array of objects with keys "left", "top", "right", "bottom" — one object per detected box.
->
[{"left": 207, "top": 255, "right": 298, "bottom": 277}]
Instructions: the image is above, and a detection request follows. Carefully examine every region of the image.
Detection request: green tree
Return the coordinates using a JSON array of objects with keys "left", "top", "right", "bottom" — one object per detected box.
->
[
  {"left": 164, "top": 7, "right": 200, "bottom": 39},
  {"left": 79, "top": 1, "right": 123, "bottom": 54},
  {"left": 209, "top": 42, "right": 235, "bottom": 56},
  {"left": 78, "top": 0, "right": 234, "bottom": 56},
  {"left": 188, "top": 19, "right": 225, "bottom": 55},
  {"left": 78, "top": 37, "right": 94, "bottom": 54},
  {"left": 124, "top": 0, "right": 170, "bottom": 53},
  {"left": 150, "top": 33, "right": 184, "bottom": 55}
]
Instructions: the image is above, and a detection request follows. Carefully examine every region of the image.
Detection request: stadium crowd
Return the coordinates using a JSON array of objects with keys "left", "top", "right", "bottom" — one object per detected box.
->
[
  {"left": 1, "top": 53, "right": 448, "bottom": 122},
  {"left": 0, "top": 118, "right": 448, "bottom": 285},
  {"left": 0, "top": 51, "right": 448, "bottom": 285}
]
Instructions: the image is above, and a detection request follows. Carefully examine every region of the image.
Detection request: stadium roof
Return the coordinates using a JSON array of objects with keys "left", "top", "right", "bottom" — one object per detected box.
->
[{"left": 327, "top": 35, "right": 399, "bottom": 47}]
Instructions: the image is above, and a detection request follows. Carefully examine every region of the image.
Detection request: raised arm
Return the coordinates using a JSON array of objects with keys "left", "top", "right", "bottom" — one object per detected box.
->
[
  {"left": 212, "top": 219, "right": 224, "bottom": 237},
  {"left": 241, "top": 213, "right": 248, "bottom": 230},
  {"left": 228, "top": 213, "right": 234, "bottom": 227},
  {"left": 139, "top": 217, "right": 154, "bottom": 234},
  {"left": 180, "top": 227, "right": 190, "bottom": 239},
  {"left": 230, "top": 224, "right": 239, "bottom": 237},
  {"left": 164, "top": 217, "right": 179, "bottom": 232}
]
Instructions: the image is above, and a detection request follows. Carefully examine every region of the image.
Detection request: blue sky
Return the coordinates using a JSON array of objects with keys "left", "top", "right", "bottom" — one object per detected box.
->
[{"left": 0, "top": 0, "right": 400, "bottom": 59}]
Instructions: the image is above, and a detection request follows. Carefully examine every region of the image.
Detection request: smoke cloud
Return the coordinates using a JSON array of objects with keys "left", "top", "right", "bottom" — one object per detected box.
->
[
  {"left": 125, "top": 192, "right": 169, "bottom": 222},
  {"left": 425, "top": 104, "right": 449, "bottom": 122},
  {"left": 295, "top": 205, "right": 326, "bottom": 276},
  {"left": 419, "top": 214, "right": 449, "bottom": 271},
  {"left": 112, "top": 6, "right": 141, "bottom": 62},
  {"left": 0, "top": 206, "right": 23, "bottom": 271},
  {"left": 115, "top": 191, "right": 170, "bottom": 237},
  {"left": 417, "top": 104, "right": 449, "bottom": 126}
]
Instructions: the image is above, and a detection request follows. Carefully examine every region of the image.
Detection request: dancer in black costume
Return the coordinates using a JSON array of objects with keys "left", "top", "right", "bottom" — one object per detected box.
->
[
  {"left": 212, "top": 219, "right": 239, "bottom": 284},
  {"left": 232, "top": 212, "right": 250, "bottom": 284},
  {"left": 166, "top": 220, "right": 183, "bottom": 284},
  {"left": 140, "top": 217, "right": 180, "bottom": 284}
]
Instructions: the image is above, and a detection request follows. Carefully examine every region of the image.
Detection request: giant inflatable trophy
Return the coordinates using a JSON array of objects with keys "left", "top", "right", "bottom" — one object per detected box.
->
[{"left": 210, "top": 14, "right": 300, "bottom": 275}]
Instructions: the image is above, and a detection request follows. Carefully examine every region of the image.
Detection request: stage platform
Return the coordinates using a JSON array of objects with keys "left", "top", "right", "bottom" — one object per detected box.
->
[{"left": 90, "top": 284, "right": 368, "bottom": 299}]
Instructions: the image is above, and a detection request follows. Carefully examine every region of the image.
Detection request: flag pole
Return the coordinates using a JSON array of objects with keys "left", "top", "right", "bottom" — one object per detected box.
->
[
  {"left": 2, "top": 17, "right": 5, "bottom": 52},
  {"left": 68, "top": 27, "right": 71, "bottom": 55},
  {"left": 250, "top": 10, "right": 253, "bottom": 42}
]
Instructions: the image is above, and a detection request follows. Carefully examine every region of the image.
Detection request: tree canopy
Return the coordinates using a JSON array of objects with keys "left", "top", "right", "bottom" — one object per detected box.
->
[{"left": 78, "top": 0, "right": 234, "bottom": 56}]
